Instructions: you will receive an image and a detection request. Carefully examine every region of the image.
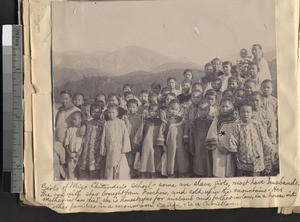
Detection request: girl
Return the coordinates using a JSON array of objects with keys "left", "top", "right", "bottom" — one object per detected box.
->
[
  {"left": 103, "top": 93, "right": 127, "bottom": 121},
  {"left": 64, "top": 111, "right": 86, "bottom": 180},
  {"left": 205, "top": 97, "right": 238, "bottom": 178},
  {"left": 100, "top": 104, "right": 131, "bottom": 180},
  {"left": 157, "top": 100, "right": 190, "bottom": 178},
  {"left": 261, "top": 79, "right": 278, "bottom": 119},
  {"left": 73, "top": 93, "right": 85, "bottom": 109},
  {"left": 228, "top": 104, "right": 272, "bottom": 176},
  {"left": 133, "top": 104, "right": 162, "bottom": 178},
  {"left": 167, "top": 77, "right": 181, "bottom": 96},
  {"left": 204, "top": 89, "right": 218, "bottom": 118},
  {"left": 78, "top": 103, "right": 105, "bottom": 180},
  {"left": 233, "top": 88, "right": 247, "bottom": 111}
]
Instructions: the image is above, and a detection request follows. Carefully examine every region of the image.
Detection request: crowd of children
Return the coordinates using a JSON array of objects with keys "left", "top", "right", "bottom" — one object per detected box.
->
[{"left": 53, "top": 44, "right": 279, "bottom": 180}]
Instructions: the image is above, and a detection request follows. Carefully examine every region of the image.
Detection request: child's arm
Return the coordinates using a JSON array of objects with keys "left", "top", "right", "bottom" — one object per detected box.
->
[
  {"left": 266, "top": 114, "right": 277, "bottom": 144},
  {"left": 257, "top": 122, "right": 272, "bottom": 171},
  {"left": 157, "top": 122, "right": 167, "bottom": 152},
  {"left": 121, "top": 121, "right": 131, "bottom": 154},
  {"left": 99, "top": 123, "right": 107, "bottom": 156},
  {"left": 205, "top": 118, "right": 218, "bottom": 150}
]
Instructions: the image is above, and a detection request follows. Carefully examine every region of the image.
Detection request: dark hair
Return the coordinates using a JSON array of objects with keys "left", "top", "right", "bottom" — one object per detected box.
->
[
  {"left": 261, "top": 79, "right": 273, "bottom": 86},
  {"left": 168, "top": 99, "right": 181, "bottom": 107},
  {"left": 106, "top": 103, "right": 119, "bottom": 111},
  {"left": 248, "top": 62, "right": 259, "bottom": 69},
  {"left": 212, "top": 77, "right": 222, "bottom": 83},
  {"left": 211, "top": 58, "right": 221, "bottom": 64},
  {"left": 91, "top": 103, "right": 103, "bottom": 111},
  {"left": 124, "top": 91, "right": 134, "bottom": 97},
  {"left": 161, "top": 86, "right": 171, "bottom": 93},
  {"left": 250, "top": 91, "right": 263, "bottom": 99},
  {"left": 123, "top": 83, "right": 133, "bottom": 90},
  {"left": 139, "top": 90, "right": 149, "bottom": 95},
  {"left": 183, "top": 69, "right": 193, "bottom": 76},
  {"left": 72, "top": 111, "right": 84, "bottom": 119},
  {"left": 222, "top": 89, "right": 234, "bottom": 97},
  {"left": 205, "top": 89, "right": 217, "bottom": 97},
  {"left": 198, "top": 98, "right": 210, "bottom": 107},
  {"left": 222, "top": 61, "right": 232, "bottom": 67},
  {"left": 95, "top": 93, "right": 106, "bottom": 101},
  {"left": 127, "top": 99, "right": 139, "bottom": 107},
  {"left": 82, "top": 102, "right": 91, "bottom": 107},
  {"left": 205, "top": 62, "right": 213, "bottom": 69},
  {"left": 181, "top": 78, "right": 192, "bottom": 85},
  {"left": 252, "top": 44, "right": 262, "bottom": 50},
  {"left": 148, "top": 103, "right": 159, "bottom": 110},
  {"left": 234, "top": 88, "right": 246, "bottom": 95},
  {"left": 108, "top": 93, "right": 120, "bottom": 100},
  {"left": 231, "top": 65, "right": 241, "bottom": 74},
  {"left": 192, "top": 82, "right": 203, "bottom": 88},
  {"left": 239, "top": 103, "right": 253, "bottom": 112},
  {"left": 73, "top": 93, "right": 84, "bottom": 100},
  {"left": 165, "top": 92, "right": 177, "bottom": 98},
  {"left": 149, "top": 92, "right": 158, "bottom": 98},
  {"left": 244, "top": 78, "right": 257, "bottom": 86},
  {"left": 167, "top": 77, "right": 176, "bottom": 82},
  {"left": 240, "top": 48, "right": 248, "bottom": 53},
  {"left": 151, "top": 82, "right": 161, "bottom": 89},
  {"left": 220, "top": 96, "right": 234, "bottom": 105},
  {"left": 228, "top": 76, "right": 238, "bottom": 83},
  {"left": 60, "top": 90, "right": 72, "bottom": 97}
]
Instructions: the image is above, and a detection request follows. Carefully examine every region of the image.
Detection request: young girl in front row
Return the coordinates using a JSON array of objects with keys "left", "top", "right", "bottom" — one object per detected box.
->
[
  {"left": 100, "top": 104, "right": 131, "bottom": 180},
  {"left": 205, "top": 97, "right": 238, "bottom": 178},
  {"left": 157, "top": 100, "right": 190, "bottom": 178},
  {"left": 228, "top": 104, "right": 272, "bottom": 176}
]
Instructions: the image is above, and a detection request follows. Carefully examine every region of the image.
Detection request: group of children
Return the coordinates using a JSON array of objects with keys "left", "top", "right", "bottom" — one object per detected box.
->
[{"left": 53, "top": 44, "right": 279, "bottom": 181}]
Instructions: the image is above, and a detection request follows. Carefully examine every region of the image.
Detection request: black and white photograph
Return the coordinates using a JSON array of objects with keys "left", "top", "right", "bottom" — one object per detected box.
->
[{"left": 51, "top": 0, "right": 279, "bottom": 181}]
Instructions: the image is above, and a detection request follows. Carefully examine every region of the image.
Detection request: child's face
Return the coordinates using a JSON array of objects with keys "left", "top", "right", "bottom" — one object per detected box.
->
[
  {"left": 198, "top": 103, "right": 210, "bottom": 119},
  {"left": 71, "top": 113, "right": 82, "bottom": 127},
  {"left": 82, "top": 105, "right": 91, "bottom": 118},
  {"left": 206, "top": 95, "right": 216, "bottom": 106},
  {"left": 125, "top": 94, "right": 134, "bottom": 101},
  {"left": 212, "top": 60, "right": 221, "bottom": 71},
  {"left": 212, "top": 80, "right": 222, "bottom": 91},
  {"left": 149, "top": 95, "right": 158, "bottom": 104},
  {"left": 240, "top": 49, "right": 248, "bottom": 58},
  {"left": 168, "top": 103, "right": 181, "bottom": 117},
  {"left": 244, "top": 82, "right": 255, "bottom": 95},
  {"left": 139, "top": 93, "right": 148, "bottom": 104},
  {"left": 73, "top": 95, "right": 84, "bottom": 107},
  {"left": 127, "top": 103, "right": 138, "bottom": 114},
  {"left": 108, "top": 96, "right": 119, "bottom": 105},
  {"left": 219, "top": 101, "right": 234, "bottom": 114},
  {"left": 228, "top": 80, "right": 238, "bottom": 91},
  {"left": 123, "top": 86, "right": 132, "bottom": 93},
  {"left": 191, "top": 92, "right": 202, "bottom": 105},
  {"left": 251, "top": 45, "right": 261, "bottom": 57},
  {"left": 181, "top": 82, "right": 191, "bottom": 94},
  {"left": 60, "top": 93, "right": 72, "bottom": 107},
  {"left": 148, "top": 106, "right": 159, "bottom": 117},
  {"left": 162, "top": 88, "right": 171, "bottom": 96},
  {"left": 151, "top": 85, "right": 161, "bottom": 94},
  {"left": 248, "top": 64, "right": 258, "bottom": 78},
  {"left": 184, "top": 71, "right": 193, "bottom": 80},
  {"left": 250, "top": 95, "right": 262, "bottom": 111},
  {"left": 107, "top": 108, "right": 118, "bottom": 120},
  {"left": 96, "top": 95, "right": 106, "bottom": 105},
  {"left": 240, "top": 106, "right": 252, "bottom": 123},
  {"left": 234, "top": 90, "right": 246, "bottom": 104},
  {"left": 91, "top": 108, "right": 101, "bottom": 120},
  {"left": 165, "top": 95, "right": 176, "bottom": 105},
  {"left": 231, "top": 70, "right": 240, "bottom": 78},
  {"left": 167, "top": 79, "right": 176, "bottom": 89},
  {"left": 205, "top": 65, "right": 213, "bottom": 74},
  {"left": 261, "top": 82, "right": 273, "bottom": 96},
  {"left": 222, "top": 64, "right": 231, "bottom": 75},
  {"left": 223, "top": 90, "right": 233, "bottom": 97},
  {"left": 192, "top": 84, "right": 203, "bottom": 93}
]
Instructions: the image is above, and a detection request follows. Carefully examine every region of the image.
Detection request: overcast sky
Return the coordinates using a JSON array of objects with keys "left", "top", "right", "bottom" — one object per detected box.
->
[{"left": 52, "top": 0, "right": 276, "bottom": 65}]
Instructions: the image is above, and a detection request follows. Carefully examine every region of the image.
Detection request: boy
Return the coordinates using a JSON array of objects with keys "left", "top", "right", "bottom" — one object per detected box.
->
[
  {"left": 227, "top": 76, "right": 239, "bottom": 92},
  {"left": 205, "top": 97, "right": 238, "bottom": 178},
  {"left": 228, "top": 104, "right": 272, "bottom": 176},
  {"left": 248, "top": 62, "right": 260, "bottom": 89},
  {"left": 211, "top": 78, "right": 223, "bottom": 106},
  {"left": 261, "top": 79, "right": 277, "bottom": 119},
  {"left": 211, "top": 58, "right": 224, "bottom": 78},
  {"left": 73, "top": 93, "right": 85, "bottom": 109},
  {"left": 138, "top": 90, "right": 150, "bottom": 116},
  {"left": 167, "top": 77, "right": 181, "bottom": 96},
  {"left": 205, "top": 89, "right": 218, "bottom": 118},
  {"left": 220, "top": 61, "right": 232, "bottom": 91},
  {"left": 190, "top": 99, "right": 213, "bottom": 177},
  {"left": 183, "top": 69, "right": 193, "bottom": 81},
  {"left": 243, "top": 78, "right": 256, "bottom": 102},
  {"left": 100, "top": 104, "right": 131, "bottom": 180}
]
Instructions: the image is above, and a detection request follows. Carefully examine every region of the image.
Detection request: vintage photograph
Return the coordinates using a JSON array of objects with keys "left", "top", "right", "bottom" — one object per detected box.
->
[{"left": 51, "top": 0, "right": 279, "bottom": 181}]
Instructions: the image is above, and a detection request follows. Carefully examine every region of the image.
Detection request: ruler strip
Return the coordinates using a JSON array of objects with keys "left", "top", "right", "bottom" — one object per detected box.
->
[{"left": 2, "top": 25, "right": 23, "bottom": 193}]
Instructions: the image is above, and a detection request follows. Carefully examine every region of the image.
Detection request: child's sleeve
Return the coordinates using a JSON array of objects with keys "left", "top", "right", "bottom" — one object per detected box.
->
[
  {"left": 183, "top": 120, "right": 189, "bottom": 144},
  {"left": 132, "top": 117, "right": 144, "bottom": 149},
  {"left": 64, "top": 128, "right": 71, "bottom": 147},
  {"left": 100, "top": 124, "right": 106, "bottom": 156},
  {"left": 228, "top": 124, "right": 239, "bottom": 153},
  {"left": 121, "top": 122, "right": 131, "bottom": 154},
  {"left": 257, "top": 122, "right": 272, "bottom": 170},
  {"left": 157, "top": 122, "right": 166, "bottom": 147},
  {"left": 205, "top": 117, "right": 218, "bottom": 150},
  {"left": 266, "top": 114, "right": 277, "bottom": 144}
]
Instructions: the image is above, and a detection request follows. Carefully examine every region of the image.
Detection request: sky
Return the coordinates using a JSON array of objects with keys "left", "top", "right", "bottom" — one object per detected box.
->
[{"left": 52, "top": 0, "right": 276, "bottom": 65}]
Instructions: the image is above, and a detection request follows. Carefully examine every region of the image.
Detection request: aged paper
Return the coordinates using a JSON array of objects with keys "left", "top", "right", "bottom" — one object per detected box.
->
[{"left": 24, "top": 0, "right": 300, "bottom": 213}]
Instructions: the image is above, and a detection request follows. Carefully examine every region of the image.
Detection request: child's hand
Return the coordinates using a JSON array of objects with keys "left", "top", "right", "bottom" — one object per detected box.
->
[{"left": 163, "top": 146, "right": 167, "bottom": 153}]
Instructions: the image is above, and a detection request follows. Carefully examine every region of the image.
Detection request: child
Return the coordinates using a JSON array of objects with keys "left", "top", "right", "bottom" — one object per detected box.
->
[
  {"left": 220, "top": 61, "right": 232, "bottom": 91},
  {"left": 64, "top": 111, "right": 86, "bottom": 180},
  {"left": 248, "top": 62, "right": 260, "bottom": 89},
  {"left": 120, "top": 84, "right": 141, "bottom": 108},
  {"left": 204, "top": 89, "right": 218, "bottom": 118},
  {"left": 94, "top": 93, "right": 107, "bottom": 110},
  {"left": 183, "top": 69, "right": 193, "bottom": 81},
  {"left": 100, "top": 104, "right": 131, "bottom": 180},
  {"left": 233, "top": 88, "right": 247, "bottom": 111},
  {"left": 149, "top": 92, "right": 159, "bottom": 105},
  {"left": 211, "top": 58, "right": 224, "bottom": 78},
  {"left": 160, "top": 92, "right": 177, "bottom": 120},
  {"left": 103, "top": 93, "right": 127, "bottom": 121},
  {"left": 211, "top": 78, "right": 223, "bottom": 106},
  {"left": 190, "top": 99, "right": 214, "bottom": 177},
  {"left": 81, "top": 102, "right": 93, "bottom": 122},
  {"left": 133, "top": 104, "right": 163, "bottom": 178},
  {"left": 201, "top": 62, "right": 214, "bottom": 91},
  {"left": 261, "top": 79, "right": 278, "bottom": 119},
  {"left": 138, "top": 90, "right": 150, "bottom": 116},
  {"left": 124, "top": 99, "right": 144, "bottom": 178},
  {"left": 205, "top": 97, "right": 238, "bottom": 178},
  {"left": 185, "top": 90, "right": 203, "bottom": 123},
  {"left": 73, "top": 93, "right": 85, "bottom": 109},
  {"left": 227, "top": 76, "right": 239, "bottom": 92},
  {"left": 167, "top": 77, "right": 181, "bottom": 96},
  {"left": 228, "top": 104, "right": 272, "bottom": 176},
  {"left": 237, "top": 48, "right": 251, "bottom": 78},
  {"left": 251, "top": 44, "right": 272, "bottom": 82},
  {"left": 222, "top": 89, "right": 234, "bottom": 98},
  {"left": 78, "top": 103, "right": 105, "bottom": 180},
  {"left": 243, "top": 78, "right": 256, "bottom": 102},
  {"left": 231, "top": 65, "right": 245, "bottom": 85},
  {"left": 157, "top": 100, "right": 190, "bottom": 178},
  {"left": 177, "top": 79, "right": 192, "bottom": 104},
  {"left": 151, "top": 82, "right": 162, "bottom": 102},
  {"left": 120, "top": 91, "right": 135, "bottom": 109}
]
